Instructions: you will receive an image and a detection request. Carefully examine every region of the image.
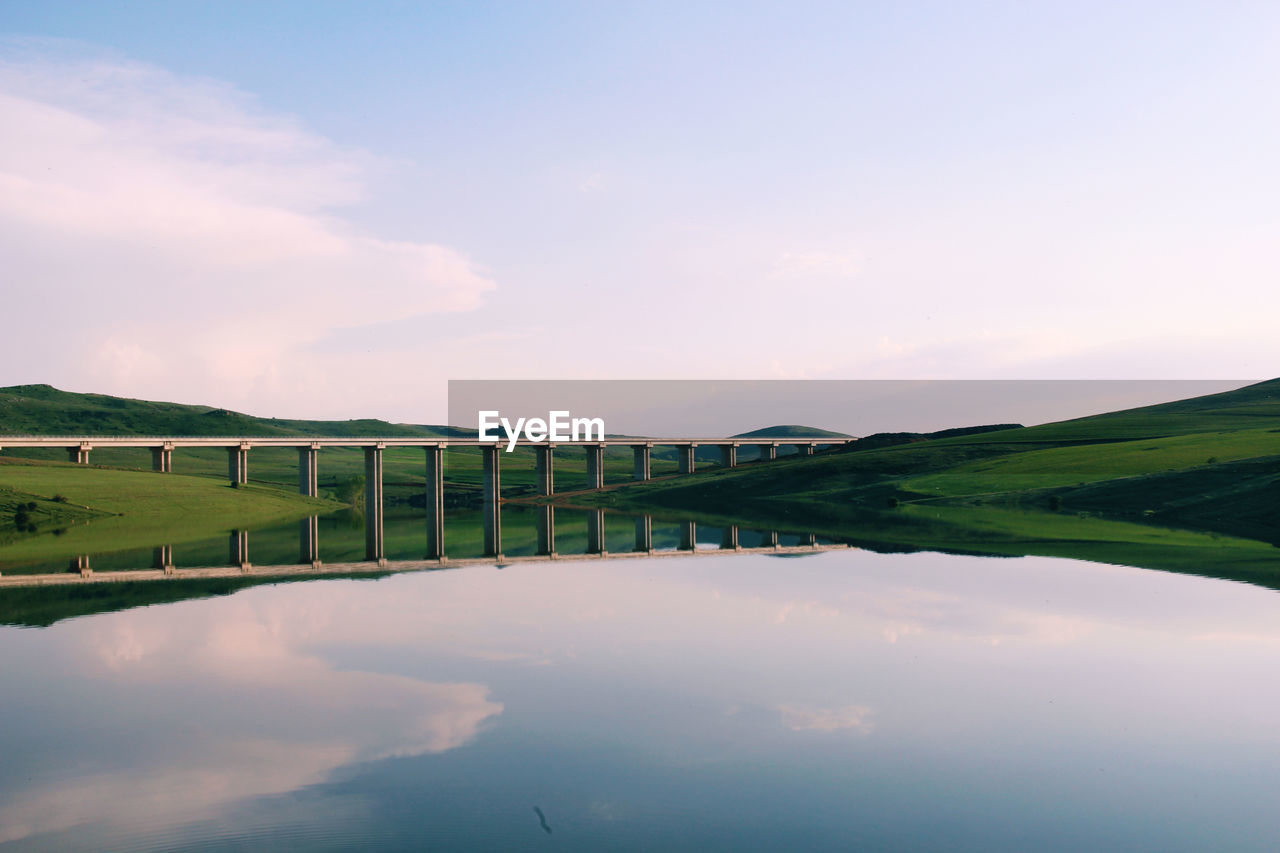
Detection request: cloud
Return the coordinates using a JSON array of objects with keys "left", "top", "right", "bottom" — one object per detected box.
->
[
  {"left": 778, "top": 704, "right": 875, "bottom": 734},
  {"left": 770, "top": 249, "right": 861, "bottom": 279},
  {"left": 0, "top": 40, "right": 494, "bottom": 414}
]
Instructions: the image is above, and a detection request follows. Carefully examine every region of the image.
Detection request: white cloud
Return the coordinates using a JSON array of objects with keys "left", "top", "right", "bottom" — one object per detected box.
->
[
  {"left": 779, "top": 704, "right": 876, "bottom": 734},
  {"left": 0, "top": 42, "right": 494, "bottom": 415},
  {"left": 770, "top": 249, "right": 861, "bottom": 279}
]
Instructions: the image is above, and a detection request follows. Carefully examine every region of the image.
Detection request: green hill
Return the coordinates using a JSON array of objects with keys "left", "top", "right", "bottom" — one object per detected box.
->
[
  {"left": 0, "top": 384, "right": 453, "bottom": 437},
  {"left": 0, "top": 385, "right": 468, "bottom": 508},
  {"left": 565, "top": 379, "right": 1280, "bottom": 577},
  {"left": 953, "top": 378, "right": 1280, "bottom": 443}
]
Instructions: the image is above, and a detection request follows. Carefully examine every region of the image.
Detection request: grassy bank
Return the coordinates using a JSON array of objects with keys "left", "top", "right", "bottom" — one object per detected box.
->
[{"left": 0, "top": 459, "right": 343, "bottom": 563}]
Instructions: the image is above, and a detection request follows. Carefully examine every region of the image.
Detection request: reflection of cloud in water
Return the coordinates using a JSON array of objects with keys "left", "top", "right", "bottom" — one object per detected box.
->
[
  {"left": 0, "top": 597, "right": 502, "bottom": 845},
  {"left": 6, "top": 550, "right": 1278, "bottom": 844},
  {"left": 779, "top": 704, "right": 875, "bottom": 734}
]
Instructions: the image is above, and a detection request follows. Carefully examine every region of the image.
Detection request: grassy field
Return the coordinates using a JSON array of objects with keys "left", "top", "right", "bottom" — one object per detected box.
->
[
  {"left": 0, "top": 459, "right": 341, "bottom": 562},
  {"left": 902, "top": 427, "right": 1280, "bottom": 497}
]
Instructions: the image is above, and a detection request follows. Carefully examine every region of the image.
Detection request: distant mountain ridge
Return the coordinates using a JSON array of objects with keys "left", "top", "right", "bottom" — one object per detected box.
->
[{"left": 732, "top": 425, "right": 852, "bottom": 439}]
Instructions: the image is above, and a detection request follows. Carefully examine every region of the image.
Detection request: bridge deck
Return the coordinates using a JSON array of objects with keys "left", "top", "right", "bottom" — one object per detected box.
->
[{"left": 0, "top": 435, "right": 855, "bottom": 449}]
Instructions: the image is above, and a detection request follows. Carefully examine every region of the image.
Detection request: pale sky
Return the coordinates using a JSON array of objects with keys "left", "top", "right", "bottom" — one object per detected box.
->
[{"left": 1, "top": 2, "right": 1277, "bottom": 423}]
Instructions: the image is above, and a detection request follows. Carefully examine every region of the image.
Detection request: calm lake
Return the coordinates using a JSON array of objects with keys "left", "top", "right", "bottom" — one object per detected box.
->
[{"left": 3, "top": 518, "right": 1280, "bottom": 850}]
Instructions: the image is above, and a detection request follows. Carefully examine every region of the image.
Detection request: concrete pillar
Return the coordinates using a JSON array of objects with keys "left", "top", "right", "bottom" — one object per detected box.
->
[
  {"left": 721, "top": 525, "right": 739, "bottom": 550},
  {"left": 152, "top": 545, "right": 174, "bottom": 573},
  {"left": 151, "top": 444, "right": 173, "bottom": 473},
  {"left": 585, "top": 444, "right": 605, "bottom": 490},
  {"left": 677, "top": 444, "right": 696, "bottom": 475},
  {"left": 719, "top": 444, "right": 738, "bottom": 468},
  {"left": 425, "top": 445, "right": 445, "bottom": 560},
  {"left": 757, "top": 443, "right": 777, "bottom": 462},
  {"left": 364, "top": 446, "right": 384, "bottom": 563},
  {"left": 586, "top": 509, "right": 606, "bottom": 554},
  {"left": 679, "top": 521, "right": 697, "bottom": 551},
  {"left": 798, "top": 443, "right": 816, "bottom": 457},
  {"left": 801, "top": 532, "right": 817, "bottom": 547},
  {"left": 229, "top": 530, "right": 250, "bottom": 569},
  {"left": 535, "top": 445, "right": 555, "bottom": 496},
  {"left": 536, "top": 505, "right": 556, "bottom": 556},
  {"left": 634, "top": 515, "right": 653, "bottom": 552},
  {"left": 633, "top": 444, "right": 652, "bottom": 481},
  {"left": 69, "top": 555, "right": 91, "bottom": 576},
  {"left": 297, "top": 445, "right": 319, "bottom": 496},
  {"left": 481, "top": 445, "right": 502, "bottom": 558},
  {"left": 68, "top": 444, "right": 91, "bottom": 464},
  {"left": 300, "top": 516, "right": 320, "bottom": 566},
  {"left": 227, "top": 445, "right": 249, "bottom": 485},
  {"left": 762, "top": 530, "right": 779, "bottom": 548}
]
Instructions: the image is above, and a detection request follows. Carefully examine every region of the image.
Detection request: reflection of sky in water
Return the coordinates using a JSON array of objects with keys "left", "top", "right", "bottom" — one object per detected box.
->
[{"left": 4, "top": 549, "right": 1280, "bottom": 850}]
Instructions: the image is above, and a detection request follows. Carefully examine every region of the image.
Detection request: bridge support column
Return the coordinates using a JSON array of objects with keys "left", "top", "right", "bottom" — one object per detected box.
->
[
  {"left": 297, "top": 445, "right": 319, "bottom": 496},
  {"left": 425, "top": 445, "right": 445, "bottom": 560},
  {"left": 153, "top": 545, "right": 174, "bottom": 573},
  {"left": 679, "top": 520, "right": 697, "bottom": 551},
  {"left": 677, "top": 444, "right": 696, "bottom": 475},
  {"left": 633, "top": 445, "right": 652, "bottom": 481},
  {"left": 719, "top": 444, "right": 738, "bottom": 468},
  {"left": 481, "top": 445, "right": 502, "bottom": 558},
  {"left": 535, "top": 445, "right": 554, "bottom": 496},
  {"left": 227, "top": 445, "right": 249, "bottom": 485},
  {"left": 801, "top": 532, "right": 817, "bottom": 547},
  {"left": 634, "top": 515, "right": 653, "bottom": 552},
  {"left": 364, "top": 446, "right": 384, "bottom": 563},
  {"left": 68, "top": 444, "right": 91, "bottom": 465},
  {"left": 587, "top": 509, "right": 606, "bottom": 555},
  {"left": 300, "top": 516, "right": 320, "bottom": 566},
  {"left": 762, "top": 530, "right": 779, "bottom": 548},
  {"left": 757, "top": 443, "right": 777, "bottom": 462},
  {"left": 585, "top": 444, "right": 604, "bottom": 490},
  {"left": 798, "top": 443, "right": 816, "bottom": 457},
  {"left": 230, "top": 530, "right": 250, "bottom": 569},
  {"left": 721, "top": 525, "right": 739, "bottom": 550},
  {"left": 537, "top": 505, "right": 556, "bottom": 556},
  {"left": 151, "top": 444, "right": 173, "bottom": 473},
  {"left": 69, "top": 555, "right": 91, "bottom": 576}
]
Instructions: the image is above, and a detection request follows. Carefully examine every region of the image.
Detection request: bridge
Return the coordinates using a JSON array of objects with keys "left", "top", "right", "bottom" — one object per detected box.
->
[{"left": 0, "top": 434, "right": 854, "bottom": 565}]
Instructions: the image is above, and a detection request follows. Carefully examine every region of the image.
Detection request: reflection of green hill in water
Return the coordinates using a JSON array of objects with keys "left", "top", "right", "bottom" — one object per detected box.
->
[{"left": 0, "top": 574, "right": 394, "bottom": 629}]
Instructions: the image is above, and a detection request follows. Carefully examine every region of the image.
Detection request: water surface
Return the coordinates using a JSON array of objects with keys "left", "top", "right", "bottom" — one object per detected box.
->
[{"left": 3, "top": 546, "right": 1280, "bottom": 850}]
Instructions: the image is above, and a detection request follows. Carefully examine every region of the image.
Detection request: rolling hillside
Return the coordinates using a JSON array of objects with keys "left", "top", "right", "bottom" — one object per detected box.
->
[
  {"left": 0, "top": 384, "right": 455, "bottom": 437},
  {"left": 571, "top": 378, "right": 1280, "bottom": 551}
]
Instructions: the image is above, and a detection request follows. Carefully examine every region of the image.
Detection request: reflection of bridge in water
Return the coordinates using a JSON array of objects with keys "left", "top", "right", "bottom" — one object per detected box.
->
[
  {"left": 0, "top": 434, "right": 852, "bottom": 564},
  {"left": 0, "top": 525, "right": 850, "bottom": 589}
]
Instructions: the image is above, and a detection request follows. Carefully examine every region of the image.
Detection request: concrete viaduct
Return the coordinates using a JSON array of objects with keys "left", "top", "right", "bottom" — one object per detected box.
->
[{"left": 0, "top": 435, "right": 852, "bottom": 567}]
